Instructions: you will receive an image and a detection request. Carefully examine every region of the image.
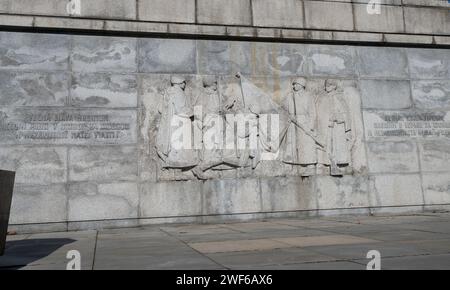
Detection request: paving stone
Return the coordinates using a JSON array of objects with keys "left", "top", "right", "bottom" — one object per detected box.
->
[{"left": 189, "top": 239, "right": 291, "bottom": 254}]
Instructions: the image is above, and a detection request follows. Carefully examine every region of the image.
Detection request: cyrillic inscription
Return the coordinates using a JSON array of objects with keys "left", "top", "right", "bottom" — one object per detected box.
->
[{"left": 0, "top": 109, "right": 136, "bottom": 145}]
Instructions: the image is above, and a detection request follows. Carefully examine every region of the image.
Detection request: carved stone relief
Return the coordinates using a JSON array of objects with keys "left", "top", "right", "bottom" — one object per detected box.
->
[{"left": 148, "top": 74, "right": 366, "bottom": 181}]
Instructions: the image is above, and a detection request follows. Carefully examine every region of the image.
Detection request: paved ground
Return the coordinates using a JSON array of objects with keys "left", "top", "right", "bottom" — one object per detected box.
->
[{"left": 2, "top": 212, "right": 450, "bottom": 270}]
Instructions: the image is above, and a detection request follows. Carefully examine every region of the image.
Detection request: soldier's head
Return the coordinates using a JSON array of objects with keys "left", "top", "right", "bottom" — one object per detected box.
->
[
  {"left": 292, "top": 78, "right": 306, "bottom": 92},
  {"left": 325, "top": 79, "right": 338, "bottom": 93},
  {"left": 203, "top": 76, "right": 218, "bottom": 92},
  {"left": 171, "top": 76, "right": 187, "bottom": 90}
]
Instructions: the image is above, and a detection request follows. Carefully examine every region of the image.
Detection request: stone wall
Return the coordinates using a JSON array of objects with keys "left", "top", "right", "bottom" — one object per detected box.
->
[
  {"left": 0, "top": 31, "right": 449, "bottom": 233},
  {"left": 0, "top": 0, "right": 449, "bottom": 45}
]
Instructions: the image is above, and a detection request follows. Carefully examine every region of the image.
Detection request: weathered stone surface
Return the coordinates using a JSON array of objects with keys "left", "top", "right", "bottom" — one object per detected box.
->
[
  {"left": 0, "top": 0, "right": 67, "bottom": 17},
  {"left": 407, "top": 49, "right": 450, "bottom": 79},
  {"left": 139, "top": 0, "right": 195, "bottom": 23},
  {"left": 138, "top": 38, "right": 196, "bottom": 73},
  {"left": 419, "top": 141, "right": 450, "bottom": 172},
  {"left": 404, "top": 7, "right": 450, "bottom": 35},
  {"left": 197, "top": 0, "right": 252, "bottom": 26},
  {"left": 260, "top": 177, "right": 316, "bottom": 212},
  {"left": 422, "top": 173, "right": 450, "bottom": 205},
  {"left": 369, "top": 174, "right": 424, "bottom": 207},
  {"left": 360, "top": 80, "right": 412, "bottom": 109},
  {"left": 0, "top": 108, "right": 137, "bottom": 145},
  {"left": 71, "top": 73, "right": 137, "bottom": 108},
  {"left": 72, "top": 35, "right": 137, "bottom": 72},
  {"left": 69, "top": 146, "right": 138, "bottom": 182},
  {"left": 304, "top": 1, "right": 354, "bottom": 31},
  {"left": 402, "top": 0, "right": 450, "bottom": 7},
  {"left": 9, "top": 184, "right": 67, "bottom": 224},
  {"left": 316, "top": 176, "right": 370, "bottom": 209},
  {"left": 68, "top": 182, "right": 138, "bottom": 221},
  {"left": 34, "top": 16, "right": 105, "bottom": 30},
  {"left": 411, "top": 80, "right": 450, "bottom": 110},
  {"left": 0, "top": 147, "right": 67, "bottom": 185},
  {"left": 79, "top": 0, "right": 136, "bottom": 20},
  {"left": 203, "top": 178, "right": 262, "bottom": 215},
  {"left": 367, "top": 141, "right": 420, "bottom": 173},
  {"left": 252, "top": 0, "right": 304, "bottom": 28},
  {"left": 252, "top": 43, "right": 307, "bottom": 77},
  {"left": 0, "top": 32, "right": 69, "bottom": 70},
  {"left": 197, "top": 40, "right": 251, "bottom": 75},
  {"left": 353, "top": 3, "right": 404, "bottom": 33},
  {"left": 306, "top": 45, "right": 356, "bottom": 77},
  {"left": 140, "top": 181, "right": 202, "bottom": 218},
  {"left": 357, "top": 47, "right": 409, "bottom": 78},
  {"left": 0, "top": 71, "right": 69, "bottom": 107}
]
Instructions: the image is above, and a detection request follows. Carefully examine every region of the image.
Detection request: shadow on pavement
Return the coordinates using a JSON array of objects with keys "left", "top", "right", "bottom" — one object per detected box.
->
[{"left": 0, "top": 238, "right": 75, "bottom": 270}]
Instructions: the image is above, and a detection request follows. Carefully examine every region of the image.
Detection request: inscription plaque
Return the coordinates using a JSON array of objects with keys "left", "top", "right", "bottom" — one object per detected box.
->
[
  {"left": 0, "top": 109, "right": 137, "bottom": 145},
  {"left": 364, "top": 111, "right": 450, "bottom": 139},
  {"left": 0, "top": 170, "right": 15, "bottom": 256}
]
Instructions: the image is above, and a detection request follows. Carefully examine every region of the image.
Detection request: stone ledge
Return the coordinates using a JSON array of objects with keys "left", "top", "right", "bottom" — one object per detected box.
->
[{"left": 0, "top": 15, "right": 449, "bottom": 47}]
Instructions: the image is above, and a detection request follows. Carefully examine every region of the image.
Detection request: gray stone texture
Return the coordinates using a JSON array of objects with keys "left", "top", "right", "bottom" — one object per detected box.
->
[
  {"left": 138, "top": 38, "right": 196, "bottom": 73},
  {"left": 71, "top": 73, "right": 137, "bottom": 108},
  {"left": 357, "top": 47, "right": 409, "bottom": 78},
  {"left": 304, "top": 1, "right": 354, "bottom": 31},
  {"left": 72, "top": 35, "right": 137, "bottom": 73},
  {"left": 307, "top": 45, "right": 356, "bottom": 77},
  {"left": 366, "top": 141, "right": 420, "bottom": 173},
  {"left": 360, "top": 79, "right": 412, "bottom": 109},
  {"left": 0, "top": 71, "right": 69, "bottom": 107},
  {"left": 407, "top": 49, "right": 450, "bottom": 80},
  {"left": 369, "top": 174, "right": 424, "bottom": 207},
  {"left": 411, "top": 80, "right": 450, "bottom": 110},
  {"left": 404, "top": 7, "right": 450, "bottom": 35},
  {"left": 139, "top": 0, "right": 195, "bottom": 23},
  {"left": 353, "top": 3, "right": 404, "bottom": 33},
  {"left": 197, "top": 0, "right": 252, "bottom": 26},
  {"left": 252, "top": 0, "right": 304, "bottom": 28},
  {"left": 0, "top": 32, "right": 70, "bottom": 70},
  {"left": 419, "top": 141, "right": 450, "bottom": 172}
]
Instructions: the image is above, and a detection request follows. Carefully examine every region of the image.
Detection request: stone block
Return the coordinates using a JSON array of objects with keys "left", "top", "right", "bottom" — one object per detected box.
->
[
  {"left": 68, "top": 182, "right": 138, "bottom": 221},
  {"left": 331, "top": 31, "right": 383, "bottom": 42},
  {"left": 404, "top": 7, "right": 450, "bottom": 35},
  {"left": 357, "top": 47, "right": 409, "bottom": 78},
  {"left": 419, "top": 141, "right": 450, "bottom": 172},
  {"left": 369, "top": 174, "right": 424, "bottom": 207},
  {"left": 306, "top": 45, "right": 356, "bottom": 77},
  {"left": 34, "top": 16, "right": 105, "bottom": 31},
  {"left": 69, "top": 146, "right": 138, "bottom": 182},
  {"left": 353, "top": 3, "right": 404, "bottom": 33},
  {"left": 0, "top": 147, "right": 67, "bottom": 185},
  {"left": 0, "top": 71, "right": 69, "bottom": 107},
  {"left": 422, "top": 173, "right": 450, "bottom": 205},
  {"left": 72, "top": 35, "right": 137, "bottom": 73},
  {"left": 139, "top": 181, "right": 202, "bottom": 218},
  {"left": 251, "top": 42, "right": 307, "bottom": 77},
  {"left": 197, "top": 40, "right": 251, "bottom": 75},
  {"left": 260, "top": 177, "right": 316, "bottom": 212},
  {"left": 402, "top": 0, "right": 450, "bottom": 7},
  {"left": 304, "top": 1, "right": 354, "bottom": 31},
  {"left": 366, "top": 141, "right": 420, "bottom": 173},
  {"left": 203, "top": 178, "right": 262, "bottom": 215},
  {"left": 316, "top": 176, "right": 370, "bottom": 209},
  {"left": 411, "top": 80, "right": 450, "bottom": 110},
  {"left": 9, "top": 184, "right": 67, "bottom": 224},
  {"left": 197, "top": 0, "right": 252, "bottom": 26},
  {"left": 79, "top": 0, "right": 136, "bottom": 20},
  {"left": 71, "top": 73, "right": 138, "bottom": 108},
  {"left": 0, "top": 32, "right": 69, "bottom": 70},
  {"left": 138, "top": 0, "right": 195, "bottom": 23},
  {"left": 360, "top": 79, "right": 412, "bottom": 109},
  {"left": 0, "top": 15, "right": 33, "bottom": 27},
  {"left": 252, "top": 0, "right": 304, "bottom": 28},
  {"left": 138, "top": 38, "right": 196, "bottom": 73},
  {"left": 407, "top": 49, "right": 450, "bottom": 79},
  {"left": 0, "top": 0, "right": 66, "bottom": 17},
  {"left": 384, "top": 34, "right": 433, "bottom": 45}
]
